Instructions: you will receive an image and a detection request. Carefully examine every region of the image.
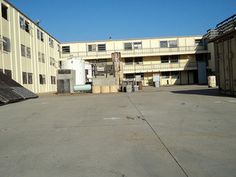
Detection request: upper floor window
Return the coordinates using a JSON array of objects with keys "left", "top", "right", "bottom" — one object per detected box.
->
[
  {"left": 20, "top": 17, "right": 24, "bottom": 29},
  {"left": 41, "top": 53, "right": 45, "bottom": 63},
  {"left": 3, "top": 36, "right": 10, "bottom": 52},
  {"left": 62, "top": 46, "right": 70, "bottom": 54},
  {"left": 124, "top": 42, "right": 142, "bottom": 50},
  {"left": 21, "top": 44, "right": 26, "bottom": 57},
  {"left": 134, "top": 57, "right": 143, "bottom": 64},
  {"left": 37, "top": 29, "right": 40, "bottom": 40},
  {"left": 41, "top": 32, "right": 44, "bottom": 42},
  {"left": 88, "top": 44, "right": 96, "bottom": 52},
  {"left": 37, "top": 29, "right": 44, "bottom": 42},
  {"left": 1, "top": 3, "right": 8, "bottom": 20},
  {"left": 160, "top": 41, "right": 168, "bottom": 48},
  {"left": 169, "top": 40, "right": 178, "bottom": 48},
  {"left": 160, "top": 40, "right": 178, "bottom": 48},
  {"left": 169, "top": 55, "right": 179, "bottom": 63},
  {"left": 124, "top": 43, "right": 132, "bottom": 50},
  {"left": 124, "top": 58, "right": 133, "bottom": 65},
  {"left": 26, "top": 47, "right": 31, "bottom": 58},
  {"left": 51, "top": 76, "right": 56, "bottom": 85},
  {"left": 25, "top": 21, "right": 30, "bottom": 33},
  {"left": 133, "top": 42, "right": 142, "bottom": 49},
  {"left": 19, "top": 16, "right": 30, "bottom": 33},
  {"left": 97, "top": 44, "right": 106, "bottom": 52},
  {"left": 161, "top": 56, "right": 169, "bottom": 63},
  {"left": 161, "top": 55, "right": 179, "bottom": 63},
  {"left": 49, "top": 38, "right": 54, "bottom": 48}
]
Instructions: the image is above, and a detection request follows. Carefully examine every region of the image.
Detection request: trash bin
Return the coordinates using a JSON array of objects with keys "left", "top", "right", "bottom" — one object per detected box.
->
[
  {"left": 208, "top": 76, "right": 216, "bottom": 88},
  {"left": 154, "top": 81, "right": 160, "bottom": 88},
  {"left": 134, "top": 85, "right": 139, "bottom": 92}
]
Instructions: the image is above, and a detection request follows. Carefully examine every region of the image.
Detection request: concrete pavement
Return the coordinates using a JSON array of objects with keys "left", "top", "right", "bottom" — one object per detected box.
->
[{"left": 0, "top": 85, "right": 236, "bottom": 177}]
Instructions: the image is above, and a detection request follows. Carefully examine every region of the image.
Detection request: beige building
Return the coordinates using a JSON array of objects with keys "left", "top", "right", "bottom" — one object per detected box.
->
[
  {"left": 205, "top": 14, "right": 236, "bottom": 96},
  {"left": 61, "top": 36, "right": 213, "bottom": 86},
  {"left": 1, "top": 0, "right": 214, "bottom": 94},
  {"left": 0, "top": 0, "right": 60, "bottom": 93}
]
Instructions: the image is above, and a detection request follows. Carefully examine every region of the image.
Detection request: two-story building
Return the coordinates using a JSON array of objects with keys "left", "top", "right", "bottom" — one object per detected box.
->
[{"left": 60, "top": 36, "right": 213, "bottom": 86}]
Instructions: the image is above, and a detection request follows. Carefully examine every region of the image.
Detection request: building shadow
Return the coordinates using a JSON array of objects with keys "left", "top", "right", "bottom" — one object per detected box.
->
[{"left": 171, "top": 88, "right": 222, "bottom": 97}]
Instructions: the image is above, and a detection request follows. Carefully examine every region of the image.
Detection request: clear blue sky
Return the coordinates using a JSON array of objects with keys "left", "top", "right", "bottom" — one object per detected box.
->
[{"left": 10, "top": 0, "right": 236, "bottom": 42}]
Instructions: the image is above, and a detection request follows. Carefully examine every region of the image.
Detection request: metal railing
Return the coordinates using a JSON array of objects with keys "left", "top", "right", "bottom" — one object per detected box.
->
[
  {"left": 123, "top": 61, "right": 197, "bottom": 73},
  {"left": 61, "top": 45, "right": 208, "bottom": 59}
]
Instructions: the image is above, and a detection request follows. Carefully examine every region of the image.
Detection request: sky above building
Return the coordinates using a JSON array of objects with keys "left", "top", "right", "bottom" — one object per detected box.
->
[{"left": 10, "top": 0, "right": 236, "bottom": 42}]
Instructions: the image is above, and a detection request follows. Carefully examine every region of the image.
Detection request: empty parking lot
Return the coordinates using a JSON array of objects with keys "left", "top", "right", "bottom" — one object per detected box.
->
[{"left": 0, "top": 85, "right": 236, "bottom": 177}]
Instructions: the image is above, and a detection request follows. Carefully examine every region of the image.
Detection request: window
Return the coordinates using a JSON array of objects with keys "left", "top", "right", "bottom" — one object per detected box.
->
[
  {"left": 38, "top": 52, "right": 41, "bottom": 62},
  {"left": 28, "top": 73, "right": 33, "bottom": 84},
  {"left": 1, "top": 3, "right": 8, "bottom": 20},
  {"left": 51, "top": 76, "right": 56, "bottom": 85},
  {"left": 160, "top": 40, "right": 178, "bottom": 48},
  {"left": 41, "top": 32, "right": 44, "bottom": 42},
  {"left": 41, "top": 53, "right": 45, "bottom": 63},
  {"left": 49, "top": 38, "right": 54, "bottom": 48},
  {"left": 39, "top": 74, "right": 46, "bottom": 84},
  {"left": 57, "top": 44, "right": 60, "bottom": 52},
  {"left": 88, "top": 44, "right": 96, "bottom": 52},
  {"left": 161, "top": 56, "right": 169, "bottom": 63},
  {"left": 22, "top": 72, "right": 27, "bottom": 84},
  {"left": 25, "top": 21, "right": 30, "bottom": 33},
  {"left": 21, "top": 44, "right": 26, "bottom": 57},
  {"left": 62, "top": 46, "right": 70, "bottom": 54},
  {"left": 20, "top": 16, "right": 24, "bottom": 29},
  {"left": 170, "top": 55, "right": 179, "bottom": 63},
  {"left": 134, "top": 57, "right": 143, "bottom": 64},
  {"left": 5, "top": 69, "right": 12, "bottom": 78},
  {"left": 133, "top": 42, "right": 142, "bottom": 49},
  {"left": 124, "top": 43, "right": 132, "bottom": 50},
  {"left": 160, "top": 41, "right": 168, "bottom": 48},
  {"left": 50, "top": 57, "right": 55, "bottom": 66},
  {"left": 169, "top": 40, "right": 178, "bottom": 48},
  {"left": 124, "top": 58, "right": 133, "bottom": 65},
  {"left": 97, "top": 44, "right": 106, "bottom": 51},
  {"left": 125, "top": 74, "right": 135, "bottom": 79},
  {"left": 3, "top": 36, "right": 10, "bottom": 52},
  {"left": 26, "top": 47, "right": 31, "bottom": 58},
  {"left": 37, "top": 29, "right": 41, "bottom": 40}
]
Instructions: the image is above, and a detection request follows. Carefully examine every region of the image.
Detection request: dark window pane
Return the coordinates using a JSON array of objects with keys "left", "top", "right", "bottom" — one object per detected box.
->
[
  {"left": 160, "top": 41, "right": 168, "bottom": 48},
  {"left": 161, "top": 56, "right": 169, "bottom": 63},
  {"left": 22, "top": 72, "right": 27, "bottom": 84},
  {"left": 62, "top": 46, "right": 70, "bottom": 53},
  {"left": 1, "top": 4, "right": 8, "bottom": 20},
  {"left": 97, "top": 44, "right": 106, "bottom": 51},
  {"left": 124, "top": 43, "right": 132, "bottom": 50}
]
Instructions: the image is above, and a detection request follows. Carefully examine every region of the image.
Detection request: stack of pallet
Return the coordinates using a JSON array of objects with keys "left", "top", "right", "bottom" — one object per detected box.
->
[{"left": 92, "top": 76, "right": 118, "bottom": 94}]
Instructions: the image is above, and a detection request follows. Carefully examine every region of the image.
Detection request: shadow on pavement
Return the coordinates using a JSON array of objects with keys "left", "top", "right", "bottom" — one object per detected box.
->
[{"left": 171, "top": 88, "right": 222, "bottom": 97}]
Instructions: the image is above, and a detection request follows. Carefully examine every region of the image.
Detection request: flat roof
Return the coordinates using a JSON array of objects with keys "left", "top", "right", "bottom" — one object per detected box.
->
[
  {"left": 3, "top": 0, "right": 60, "bottom": 43},
  {"left": 61, "top": 35, "right": 203, "bottom": 45}
]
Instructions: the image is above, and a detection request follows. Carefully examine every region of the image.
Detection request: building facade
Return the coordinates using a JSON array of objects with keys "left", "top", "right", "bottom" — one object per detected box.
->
[
  {"left": 205, "top": 14, "right": 236, "bottom": 96},
  {"left": 60, "top": 36, "right": 213, "bottom": 86},
  {"left": 0, "top": 0, "right": 60, "bottom": 93}
]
